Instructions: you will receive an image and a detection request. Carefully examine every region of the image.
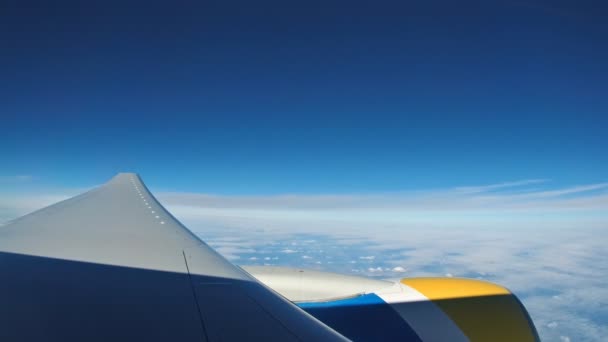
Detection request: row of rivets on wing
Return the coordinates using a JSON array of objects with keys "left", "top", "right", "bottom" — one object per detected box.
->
[{"left": 131, "top": 176, "right": 165, "bottom": 225}]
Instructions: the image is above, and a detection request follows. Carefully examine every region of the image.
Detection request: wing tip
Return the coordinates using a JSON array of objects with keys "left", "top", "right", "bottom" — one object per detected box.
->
[
  {"left": 112, "top": 172, "right": 140, "bottom": 179},
  {"left": 107, "top": 172, "right": 142, "bottom": 186}
]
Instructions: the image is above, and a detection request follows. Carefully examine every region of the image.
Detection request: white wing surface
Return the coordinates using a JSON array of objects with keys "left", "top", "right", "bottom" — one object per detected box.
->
[{"left": 0, "top": 173, "right": 346, "bottom": 341}]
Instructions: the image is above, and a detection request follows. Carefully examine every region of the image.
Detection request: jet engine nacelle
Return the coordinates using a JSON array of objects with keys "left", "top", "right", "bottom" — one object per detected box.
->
[{"left": 243, "top": 266, "right": 539, "bottom": 341}]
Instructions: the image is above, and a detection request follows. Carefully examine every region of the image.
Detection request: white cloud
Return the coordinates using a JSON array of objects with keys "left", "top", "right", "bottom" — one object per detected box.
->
[
  {"left": 158, "top": 181, "right": 608, "bottom": 236},
  {"left": 0, "top": 191, "right": 88, "bottom": 224},
  {"left": 281, "top": 249, "right": 297, "bottom": 254},
  {"left": 359, "top": 256, "right": 375, "bottom": 260},
  {"left": 302, "top": 255, "right": 312, "bottom": 259},
  {"left": 520, "top": 183, "right": 608, "bottom": 198},
  {"left": 392, "top": 266, "right": 406, "bottom": 272},
  {"left": 0, "top": 175, "right": 34, "bottom": 183},
  {"left": 157, "top": 180, "right": 608, "bottom": 213},
  {"left": 453, "top": 179, "right": 548, "bottom": 193},
  {"left": 547, "top": 321, "right": 558, "bottom": 328},
  {"left": 560, "top": 336, "right": 571, "bottom": 342},
  {"left": 158, "top": 180, "right": 608, "bottom": 219}
]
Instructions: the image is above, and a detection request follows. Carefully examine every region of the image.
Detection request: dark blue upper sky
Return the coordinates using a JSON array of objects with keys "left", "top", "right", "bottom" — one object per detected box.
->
[{"left": 2, "top": 0, "right": 606, "bottom": 193}]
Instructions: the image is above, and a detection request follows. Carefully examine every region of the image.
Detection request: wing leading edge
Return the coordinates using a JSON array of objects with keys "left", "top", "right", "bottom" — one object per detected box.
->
[{"left": 0, "top": 173, "right": 346, "bottom": 341}]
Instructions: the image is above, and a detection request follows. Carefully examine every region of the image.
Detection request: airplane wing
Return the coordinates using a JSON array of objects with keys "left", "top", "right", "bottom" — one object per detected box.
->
[
  {"left": 0, "top": 173, "right": 347, "bottom": 341},
  {"left": 0, "top": 173, "right": 539, "bottom": 341}
]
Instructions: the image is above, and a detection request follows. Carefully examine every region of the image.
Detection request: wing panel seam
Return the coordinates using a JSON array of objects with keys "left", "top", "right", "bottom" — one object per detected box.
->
[{"left": 183, "top": 250, "right": 210, "bottom": 342}]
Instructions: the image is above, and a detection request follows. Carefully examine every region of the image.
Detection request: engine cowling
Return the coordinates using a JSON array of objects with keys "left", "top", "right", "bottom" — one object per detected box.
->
[{"left": 243, "top": 266, "right": 539, "bottom": 341}]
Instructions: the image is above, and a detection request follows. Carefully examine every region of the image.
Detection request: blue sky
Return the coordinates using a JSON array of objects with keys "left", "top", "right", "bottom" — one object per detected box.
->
[
  {"left": 2, "top": 1, "right": 608, "bottom": 341},
  {"left": 2, "top": 0, "right": 607, "bottom": 193}
]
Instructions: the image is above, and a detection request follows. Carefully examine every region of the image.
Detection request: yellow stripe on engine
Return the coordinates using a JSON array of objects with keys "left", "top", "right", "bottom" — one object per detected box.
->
[{"left": 401, "top": 278, "right": 537, "bottom": 342}]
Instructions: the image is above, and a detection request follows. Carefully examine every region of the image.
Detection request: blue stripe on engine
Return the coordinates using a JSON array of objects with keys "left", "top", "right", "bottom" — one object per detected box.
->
[{"left": 297, "top": 293, "right": 422, "bottom": 341}]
